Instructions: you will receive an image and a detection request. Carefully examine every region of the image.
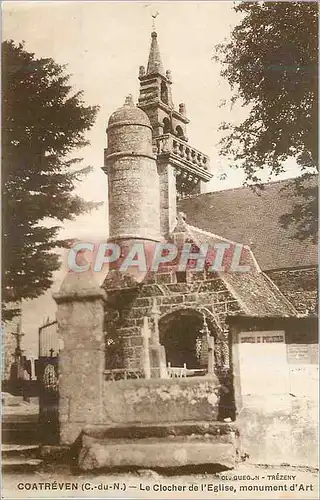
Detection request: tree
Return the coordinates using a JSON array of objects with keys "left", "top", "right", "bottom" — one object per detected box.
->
[
  {"left": 2, "top": 40, "right": 100, "bottom": 320},
  {"left": 214, "top": 2, "right": 318, "bottom": 241},
  {"left": 215, "top": 1, "right": 317, "bottom": 177}
]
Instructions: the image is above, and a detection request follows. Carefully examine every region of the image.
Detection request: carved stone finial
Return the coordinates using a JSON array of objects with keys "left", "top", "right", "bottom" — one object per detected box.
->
[
  {"left": 139, "top": 65, "right": 145, "bottom": 77},
  {"left": 179, "top": 103, "right": 186, "bottom": 115},
  {"left": 124, "top": 94, "right": 134, "bottom": 107},
  {"left": 166, "top": 69, "right": 172, "bottom": 82}
]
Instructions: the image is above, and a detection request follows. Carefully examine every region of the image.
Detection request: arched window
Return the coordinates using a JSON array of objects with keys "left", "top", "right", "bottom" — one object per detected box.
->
[
  {"left": 175, "top": 125, "right": 184, "bottom": 139},
  {"left": 159, "top": 309, "right": 216, "bottom": 371},
  {"left": 163, "top": 117, "right": 171, "bottom": 134},
  {"left": 161, "top": 81, "right": 169, "bottom": 105}
]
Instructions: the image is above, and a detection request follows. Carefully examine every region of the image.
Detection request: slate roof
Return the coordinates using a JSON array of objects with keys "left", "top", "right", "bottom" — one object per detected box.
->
[
  {"left": 171, "top": 217, "right": 297, "bottom": 318},
  {"left": 179, "top": 176, "right": 318, "bottom": 271},
  {"left": 221, "top": 270, "right": 297, "bottom": 318}
]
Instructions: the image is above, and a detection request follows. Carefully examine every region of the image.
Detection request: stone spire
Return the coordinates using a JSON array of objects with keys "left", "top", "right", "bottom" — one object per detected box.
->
[{"left": 147, "top": 31, "right": 164, "bottom": 75}]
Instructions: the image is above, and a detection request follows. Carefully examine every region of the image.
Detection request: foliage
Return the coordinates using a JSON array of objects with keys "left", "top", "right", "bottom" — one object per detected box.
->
[
  {"left": 279, "top": 174, "right": 318, "bottom": 243},
  {"left": 2, "top": 40, "right": 100, "bottom": 320},
  {"left": 214, "top": 2, "right": 318, "bottom": 241},
  {"left": 215, "top": 1, "right": 318, "bottom": 180}
]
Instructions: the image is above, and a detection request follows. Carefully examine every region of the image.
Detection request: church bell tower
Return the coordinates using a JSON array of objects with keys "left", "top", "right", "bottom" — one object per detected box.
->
[{"left": 138, "top": 30, "right": 212, "bottom": 237}]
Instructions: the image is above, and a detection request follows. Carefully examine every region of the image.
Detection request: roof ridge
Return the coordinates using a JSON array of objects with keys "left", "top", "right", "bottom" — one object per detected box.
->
[
  {"left": 185, "top": 222, "right": 240, "bottom": 246},
  {"left": 180, "top": 174, "right": 317, "bottom": 201},
  {"left": 186, "top": 223, "right": 261, "bottom": 273}
]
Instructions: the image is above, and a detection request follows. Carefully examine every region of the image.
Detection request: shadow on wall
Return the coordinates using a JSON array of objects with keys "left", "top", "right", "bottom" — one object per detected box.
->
[{"left": 237, "top": 394, "right": 318, "bottom": 467}]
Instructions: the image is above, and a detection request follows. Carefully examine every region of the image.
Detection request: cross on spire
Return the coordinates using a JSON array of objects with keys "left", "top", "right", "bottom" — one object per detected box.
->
[
  {"left": 151, "top": 10, "right": 159, "bottom": 31},
  {"left": 147, "top": 12, "right": 164, "bottom": 76}
]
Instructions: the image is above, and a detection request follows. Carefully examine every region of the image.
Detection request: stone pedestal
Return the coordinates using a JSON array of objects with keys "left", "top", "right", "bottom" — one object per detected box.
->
[
  {"left": 79, "top": 421, "right": 239, "bottom": 471},
  {"left": 53, "top": 271, "right": 106, "bottom": 445}
]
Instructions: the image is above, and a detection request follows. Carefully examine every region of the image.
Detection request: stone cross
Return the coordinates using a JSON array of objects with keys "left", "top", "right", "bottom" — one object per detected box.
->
[
  {"left": 151, "top": 297, "right": 160, "bottom": 345},
  {"left": 207, "top": 335, "right": 215, "bottom": 375},
  {"left": 29, "top": 356, "right": 36, "bottom": 380},
  {"left": 152, "top": 10, "right": 159, "bottom": 31},
  {"left": 200, "top": 314, "right": 215, "bottom": 375},
  {"left": 11, "top": 318, "right": 24, "bottom": 359}
]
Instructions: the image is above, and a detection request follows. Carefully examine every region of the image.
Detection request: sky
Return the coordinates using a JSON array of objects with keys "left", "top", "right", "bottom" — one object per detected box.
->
[{"left": 2, "top": 1, "right": 302, "bottom": 355}]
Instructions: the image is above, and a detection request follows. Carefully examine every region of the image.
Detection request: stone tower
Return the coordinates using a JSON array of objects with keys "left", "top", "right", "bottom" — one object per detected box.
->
[
  {"left": 103, "top": 95, "right": 161, "bottom": 282},
  {"left": 138, "top": 30, "right": 212, "bottom": 237},
  {"left": 138, "top": 31, "right": 182, "bottom": 138},
  {"left": 101, "top": 30, "right": 218, "bottom": 371}
]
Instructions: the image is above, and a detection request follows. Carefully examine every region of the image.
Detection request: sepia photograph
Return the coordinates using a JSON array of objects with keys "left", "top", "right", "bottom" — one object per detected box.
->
[{"left": 1, "top": 1, "right": 318, "bottom": 498}]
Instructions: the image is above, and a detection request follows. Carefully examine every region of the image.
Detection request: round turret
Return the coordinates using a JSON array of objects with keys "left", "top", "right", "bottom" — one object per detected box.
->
[
  {"left": 105, "top": 95, "right": 161, "bottom": 245},
  {"left": 106, "top": 95, "right": 154, "bottom": 160},
  {"left": 108, "top": 94, "right": 151, "bottom": 129}
]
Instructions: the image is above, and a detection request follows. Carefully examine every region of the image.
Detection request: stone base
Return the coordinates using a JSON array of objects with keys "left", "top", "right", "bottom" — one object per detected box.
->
[{"left": 78, "top": 422, "right": 239, "bottom": 471}]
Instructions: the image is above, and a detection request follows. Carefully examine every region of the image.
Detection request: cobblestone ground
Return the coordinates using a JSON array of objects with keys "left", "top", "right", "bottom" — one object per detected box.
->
[{"left": 3, "top": 463, "right": 318, "bottom": 499}]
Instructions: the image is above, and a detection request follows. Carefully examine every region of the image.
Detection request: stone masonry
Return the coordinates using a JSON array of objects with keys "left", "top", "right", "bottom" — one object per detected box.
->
[{"left": 49, "top": 29, "right": 317, "bottom": 470}]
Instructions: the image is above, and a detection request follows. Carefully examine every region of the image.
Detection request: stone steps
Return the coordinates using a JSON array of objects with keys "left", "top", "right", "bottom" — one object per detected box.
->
[
  {"left": 2, "top": 444, "right": 43, "bottom": 472},
  {"left": 2, "top": 444, "right": 40, "bottom": 458},
  {"left": 1, "top": 419, "right": 239, "bottom": 472},
  {"left": 1, "top": 456, "right": 43, "bottom": 472},
  {"left": 2, "top": 421, "right": 41, "bottom": 444}
]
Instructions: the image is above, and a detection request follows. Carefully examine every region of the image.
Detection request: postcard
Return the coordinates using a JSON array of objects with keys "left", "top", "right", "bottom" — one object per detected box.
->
[{"left": 2, "top": 1, "right": 318, "bottom": 498}]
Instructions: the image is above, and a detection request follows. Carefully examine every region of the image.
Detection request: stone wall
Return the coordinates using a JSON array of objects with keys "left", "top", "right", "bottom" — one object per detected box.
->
[
  {"left": 266, "top": 267, "right": 317, "bottom": 315},
  {"left": 104, "top": 274, "right": 242, "bottom": 373},
  {"left": 101, "top": 377, "right": 221, "bottom": 425},
  {"left": 230, "top": 316, "right": 318, "bottom": 467}
]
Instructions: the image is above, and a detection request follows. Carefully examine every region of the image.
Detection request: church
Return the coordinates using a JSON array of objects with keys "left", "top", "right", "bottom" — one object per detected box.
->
[
  {"left": 5, "top": 28, "right": 318, "bottom": 470},
  {"left": 99, "top": 28, "right": 317, "bottom": 376}
]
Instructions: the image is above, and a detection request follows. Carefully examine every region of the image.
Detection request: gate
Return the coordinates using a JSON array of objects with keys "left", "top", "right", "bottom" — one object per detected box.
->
[
  {"left": 38, "top": 320, "right": 60, "bottom": 444},
  {"left": 38, "top": 355, "right": 59, "bottom": 444}
]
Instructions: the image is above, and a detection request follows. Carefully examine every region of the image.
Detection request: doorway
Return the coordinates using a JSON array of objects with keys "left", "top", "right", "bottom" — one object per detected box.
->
[{"left": 159, "top": 309, "right": 213, "bottom": 370}]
